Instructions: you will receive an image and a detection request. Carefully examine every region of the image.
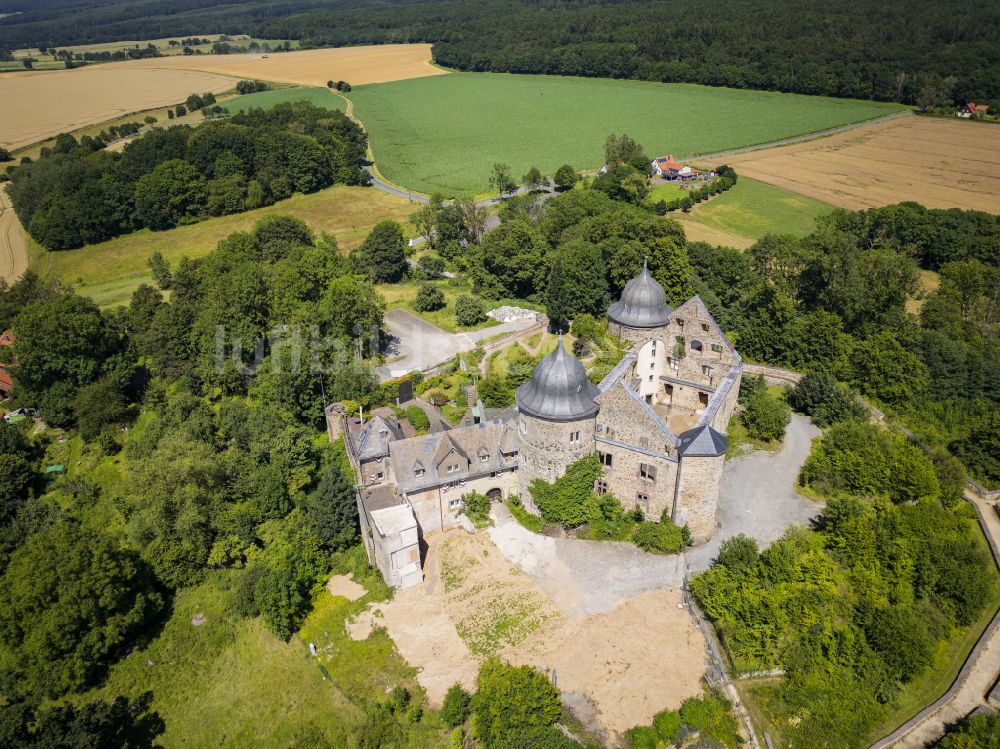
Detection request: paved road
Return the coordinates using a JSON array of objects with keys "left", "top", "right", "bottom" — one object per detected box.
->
[
  {"left": 686, "top": 413, "right": 822, "bottom": 572},
  {"left": 378, "top": 307, "right": 539, "bottom": 380}
]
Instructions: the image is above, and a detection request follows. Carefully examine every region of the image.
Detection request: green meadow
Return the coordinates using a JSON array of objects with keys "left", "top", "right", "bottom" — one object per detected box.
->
[
  {"left": 349, "top": 72, "right": 905, "bottom": 196},
  {"left": 221, "top": 86, "right": 346, "bottom": 114},
  {"left": 684, "top": 177, "right": 835, "bottom": 241}
]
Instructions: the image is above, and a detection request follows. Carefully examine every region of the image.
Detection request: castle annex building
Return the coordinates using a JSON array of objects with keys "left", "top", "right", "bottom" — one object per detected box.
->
[{"left": 335, "top": 264, "right": 743, "bottom": 588}]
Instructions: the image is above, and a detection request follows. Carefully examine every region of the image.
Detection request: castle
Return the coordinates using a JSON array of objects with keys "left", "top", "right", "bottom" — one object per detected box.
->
[{"left": 333, "top": 263, "right": 743, "bottom": 588}]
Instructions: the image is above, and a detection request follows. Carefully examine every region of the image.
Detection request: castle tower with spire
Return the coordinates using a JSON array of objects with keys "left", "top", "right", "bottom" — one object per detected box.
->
[{"left": 514, "top": 336, "right": 600, "bottom": 510}]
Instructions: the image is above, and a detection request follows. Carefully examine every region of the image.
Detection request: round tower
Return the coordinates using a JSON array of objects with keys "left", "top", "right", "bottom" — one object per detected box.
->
[
  {"left": 515, "top": 336, "right": 600, "bottom": 512},
  {"left": 607, "top": 260, "right": 672, "bottom": 347}
]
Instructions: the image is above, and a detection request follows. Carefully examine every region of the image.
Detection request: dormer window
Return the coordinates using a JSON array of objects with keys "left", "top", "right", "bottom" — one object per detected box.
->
[
  {"left": 415, "top": 468, "right": 425, "bottom": 477},
  {"left": 480, "top": 452, "right": 489, "bottom": 463}
]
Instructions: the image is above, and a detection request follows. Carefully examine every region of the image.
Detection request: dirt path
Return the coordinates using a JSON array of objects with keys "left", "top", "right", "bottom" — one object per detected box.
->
[{"left": 0, "top": 185, "right": 28, "bottom": 285}]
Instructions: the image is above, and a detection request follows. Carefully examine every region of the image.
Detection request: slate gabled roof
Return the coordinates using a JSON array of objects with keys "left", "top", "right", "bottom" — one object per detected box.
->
[{"left": 677, "top": 424, "right": 728, "bottom": 457}]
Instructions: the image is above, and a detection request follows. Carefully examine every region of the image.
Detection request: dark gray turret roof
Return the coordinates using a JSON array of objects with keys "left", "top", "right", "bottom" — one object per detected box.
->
[
  {"left": 677, "top": 425, "right": 728, "bottom": 457},
  {"left": 608, "top": 260, "right": 672, "bottom": 329},
  {"left": 516, "top": 336, "right": 600, "bottom": 422}
]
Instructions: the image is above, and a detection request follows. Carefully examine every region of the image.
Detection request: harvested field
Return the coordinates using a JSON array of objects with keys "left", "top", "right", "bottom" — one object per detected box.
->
[
  {"left": 33, "top": 184, "right": 417, "bottom": 308},
  {"left": 0, "top": 66, "right": 234, "bottom": 150},
  {"left": 349, "top": 531, "right": 706, "bottom": 738},
  {"left": 723, "top": 115, "right": 1000, "bottom": 213},
  {"left": 117, "top": 44, "right": 445, "bottom": 89},
  {"left": 0, "top": 185, "right": 28, "bottom": 285}
]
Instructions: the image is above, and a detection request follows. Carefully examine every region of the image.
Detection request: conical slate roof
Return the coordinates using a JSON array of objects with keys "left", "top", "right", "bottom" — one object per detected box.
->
[
  {"left": 677, "top": 424, "right": 728, "bottom": 457},
  {"left": 516, "top": 336, "right": 600, "bottom": 422},
  {"left": 607, "top": 260, "right": 672, "bottom": 328}
]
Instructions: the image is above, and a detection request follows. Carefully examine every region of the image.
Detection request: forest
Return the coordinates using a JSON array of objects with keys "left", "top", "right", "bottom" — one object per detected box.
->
[
  {"left": 2, "top": 0, "right": 998, "bottom": 105},
  {"left": 6, "top": 101, "right": 368, "bottom": 250}
]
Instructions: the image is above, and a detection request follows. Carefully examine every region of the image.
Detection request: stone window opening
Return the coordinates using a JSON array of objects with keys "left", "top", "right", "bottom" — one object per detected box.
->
[
  {"left": 636, "top": 492, "right": 649, "bottom": 507},
  {"left": 480, "top": 452, "right": 490, "bottom": 463},
  {"left": 702, "top": 364, "right": 714, "bottom": 377},
  {"left": 699, "top": 392, "right": 710, "bottom": 407},
  {"left": 711, "top": 343, "right": 724, "bottom": 353},
  {"left": 447, "top": 463, "right": 460, "bottom": 474},
  {"left": 606, "top": 426, "right": 617, "bottom": 439},
  {"left": 702, "top": 323, "right": 710, "bottom": 332},
  {"left": 676, "top": 318, "right": 685, "bottom": 329},
  {"left": 596, "top": 478, "right": 610, "bottom": 496},
  {"left": 596, "top": 424, "right": 604, "bottom": 434},
  {"left": 650, "top": 361, "right": 655, "bottom": 370},
  {"left": 569, "top": 430, "right": 581, "bottom": 446},
  {"left": 691, "top": 339, "right": 703, "bottom": 352},
  {"left": 648, "top": 374, "right": 654, "bottom": 382},
  {"left": 414, "top": 467, "right": 425, "bottom": 477},
  {"left": 598, "top": 451, "right": 613, "bottom": 468},
  {"left": 639, "top": 463, "right": 656, "bottom": 482},
  {"left": 449, "top": 498, "right": 462, "bottom": 509}
]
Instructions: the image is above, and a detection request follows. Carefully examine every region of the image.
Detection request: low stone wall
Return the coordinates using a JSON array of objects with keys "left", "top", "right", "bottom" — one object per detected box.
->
[{"left": 742, "top": 363, "right": 802, "bottom": 387}]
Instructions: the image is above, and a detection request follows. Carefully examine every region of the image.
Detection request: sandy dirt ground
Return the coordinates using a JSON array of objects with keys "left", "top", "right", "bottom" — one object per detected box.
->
[
  {"left": 115, "top": 44, "right": 446, "bottom": 89},
  {"left": 0, "top": 185, "right": 27, "bottom": 284},
  {"left": 723, "top": 116, "right": 1000, "bottom": 214},
  {"left": 325, "top": 574, "right": 367, "bottom": 602},
  {"left": 0, "top": 66, "right": 234, "bottom": 150},
  {"left": 348, "top": 531, "right": 706, "bottom": 738}
]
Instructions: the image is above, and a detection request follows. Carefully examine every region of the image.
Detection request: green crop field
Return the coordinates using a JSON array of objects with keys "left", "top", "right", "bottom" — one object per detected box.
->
[
  {"left": 683, "top": 177, "right": 835, "bottom": 241},
  {"left": 349, "top": 72, "right": 905, "bottom": 196},
  {"left": 221, "top": 86, "right": 345, "bottom": 114}
]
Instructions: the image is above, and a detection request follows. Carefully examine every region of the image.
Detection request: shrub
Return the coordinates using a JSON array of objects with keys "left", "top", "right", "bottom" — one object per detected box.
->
[
  {"left": 741, "top": 389, "right": 791, "bottom": 442},
  {"left": 403, "top": 405, "right": 430, "bottom": 432},
  {"left": 414, "top": 284, "right": 446, "bottom": 312},
  {"left": 632, "top": 520, "right": 685, "bottom": 554},
  {"left": 508, "top": 495, "right": 544, "bottom": 532},
  {"left": 789, "top": 371, "right": 866, "bottom": 426},
  {"left": 717, "top": 534, "right": 759, "bottom": 572},
  {"left": 441, "top": 683, "right": 472, "bottom": 727},
  {"left": 416, "top": 253, "right": 447, "bottom": 279},
  {"left": 455, "top": 294, "right": 486, "bottom": 327},
  {"left": 471, "top": 659, "right": 561, "bottom": 749},
  {"left": 460, "top": 491, "right": 492, "bottom": 528}
]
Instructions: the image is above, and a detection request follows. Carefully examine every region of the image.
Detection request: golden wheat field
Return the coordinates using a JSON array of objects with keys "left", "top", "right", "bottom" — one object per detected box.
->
[
  {"left": 116, "top": 43, "right": 446, "bottom": 88},
  {"left": 723, "top": 115, "right": 1000, "bottom": 213},
  {"left": 0, "top": 66, "right": 235, "bottom": 150}
]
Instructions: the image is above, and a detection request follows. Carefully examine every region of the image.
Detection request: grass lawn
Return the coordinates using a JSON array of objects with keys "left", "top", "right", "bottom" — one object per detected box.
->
[
  {"left": 82, "top": 558, "right": 450, "bottom": 748},
  {"left": 682, "top": 177, "right": 835, "bottom": 242},
  {"left": 221, "top": 86, "right": 345, "bottom": 114},
  {"left": 646, "top": 181, "right": 687, "bottom": 205},
  {"left": 32, "top": 185, "right": 419, "bottom": 309},
  {"left": 349, "top": 72, "right": 905, "bottom": 196}
]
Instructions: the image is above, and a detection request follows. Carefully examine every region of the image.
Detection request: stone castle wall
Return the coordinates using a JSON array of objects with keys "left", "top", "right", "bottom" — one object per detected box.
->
[
  {"left": 675, "top": 453, "right": 725, "bottom": 542},
  {"left": 598, "top": 438, "right": 678, "bottom": 520},
  {"left": 408, "top": 468, "right": 518, "bottom": 534},
  {"left": 518, "top": 412, "right": 596, "bottom": 512}
]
